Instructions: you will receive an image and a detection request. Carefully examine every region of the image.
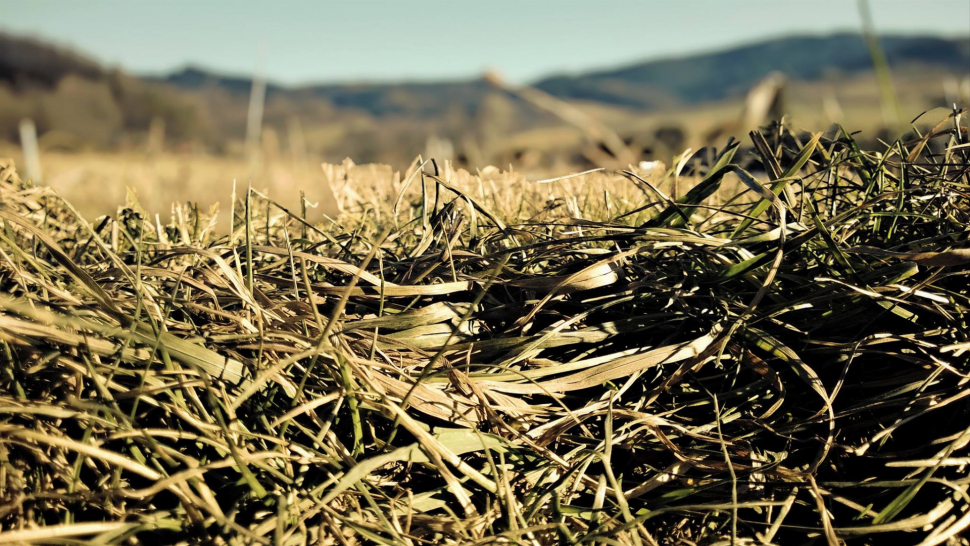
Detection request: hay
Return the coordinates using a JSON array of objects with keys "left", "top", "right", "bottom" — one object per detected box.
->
[{"left": 0, "top": 115, "right": 968, "bottom": 544}]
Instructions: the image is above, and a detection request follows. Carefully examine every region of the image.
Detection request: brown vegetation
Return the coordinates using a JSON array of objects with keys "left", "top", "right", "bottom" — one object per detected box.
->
[{"left": 0, "top": 111, "right": 968, "bottom": 544}]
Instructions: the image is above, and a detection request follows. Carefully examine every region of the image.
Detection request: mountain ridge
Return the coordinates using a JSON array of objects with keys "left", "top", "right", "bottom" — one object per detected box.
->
[
  {"left": 148, "top": 32, "right": 969, "bottom": 113},
  {"left": 4, "top": 31, "right": 967, "bottom": 119},
  {"left": 1, "top": 31, "right": 967, "bottom": 160},
  {"left": 533, "top": 33, "right": 969, "bottom": 108}
]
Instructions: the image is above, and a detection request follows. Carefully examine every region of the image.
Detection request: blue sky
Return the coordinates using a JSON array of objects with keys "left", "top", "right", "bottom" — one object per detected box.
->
[{"left": 2, "top": 0, "right": 968, "bottom": 85}]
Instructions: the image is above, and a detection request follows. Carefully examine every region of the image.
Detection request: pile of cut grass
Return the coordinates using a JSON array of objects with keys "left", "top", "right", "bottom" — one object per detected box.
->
[{"left": 0, "top": 112, "right": 968, "bottom": 545}]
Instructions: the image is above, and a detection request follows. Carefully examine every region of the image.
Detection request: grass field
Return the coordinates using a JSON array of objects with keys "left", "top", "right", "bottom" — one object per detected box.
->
[
  {"left": 2, "top": 69, "right": 963, "bottom": 225},
  {"left": 0, "top": 111, "right": 969, "bottom": 545}
]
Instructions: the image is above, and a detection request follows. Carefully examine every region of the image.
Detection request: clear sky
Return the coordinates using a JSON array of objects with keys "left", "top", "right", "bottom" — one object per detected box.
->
[{"left": 2, "top": 0, "right": 968, "bottom": 85}]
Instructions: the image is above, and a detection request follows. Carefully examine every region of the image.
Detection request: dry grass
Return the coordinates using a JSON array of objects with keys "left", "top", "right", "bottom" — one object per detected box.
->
[
  {"left": 0, "top": 112, "right": 968, "bottom": 545},
  {"left": 0, "top": 145, "right": 341, "bottom": 222}
]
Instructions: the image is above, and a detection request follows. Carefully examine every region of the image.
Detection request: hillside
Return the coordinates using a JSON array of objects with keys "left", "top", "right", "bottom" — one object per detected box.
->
[
  {"left": 161, "top": 66, "right": 494, "bottom": 118},
  {"left": 1, "top": 31, "right": 967, "bottom": 164},
  {"left": 155, "top": 33, "right": 969, "bottom": 116},
  {"left": 534, "top": 33, "right": 970, "bottom": 108},
  {"left": 0, "top": 33, "right": 204, "bottom": 148},
  {"left": 0, "top": 33, "right": 103, "bottom": 88}
]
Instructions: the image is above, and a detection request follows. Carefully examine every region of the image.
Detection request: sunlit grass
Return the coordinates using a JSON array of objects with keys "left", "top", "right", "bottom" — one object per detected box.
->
[{"left": 0, "top": 111, "right": 968, "bottom": 544}]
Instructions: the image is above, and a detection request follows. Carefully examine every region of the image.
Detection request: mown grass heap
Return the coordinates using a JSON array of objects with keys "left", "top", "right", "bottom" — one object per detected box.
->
[{"left": 0, "top": 112, "right": 968, "bottom": 545}]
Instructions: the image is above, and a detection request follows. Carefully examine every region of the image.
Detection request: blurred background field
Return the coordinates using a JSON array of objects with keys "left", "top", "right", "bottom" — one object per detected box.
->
[{"left": 0, "top": 0, "right": 968, "bottom": 219}]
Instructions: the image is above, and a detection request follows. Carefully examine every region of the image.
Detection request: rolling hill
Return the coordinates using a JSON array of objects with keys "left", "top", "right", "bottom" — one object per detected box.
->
[
  {"left": 1, "top": 31, "right": 967, "bottom": 161},
  {"left": 534, "top": 33, "right": 969, "bottom": 108},
  {"left": 151, "top": 33, "right": 969, "bottom": 117}
]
